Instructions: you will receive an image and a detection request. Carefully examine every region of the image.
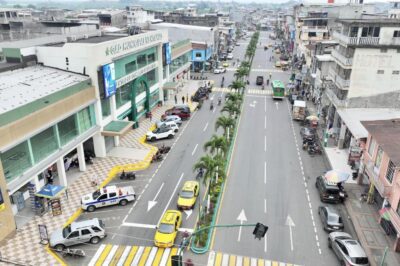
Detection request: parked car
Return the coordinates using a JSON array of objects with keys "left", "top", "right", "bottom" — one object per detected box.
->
[
  {"left": 328, "top": 232, "right": 369, "bottom": 266},
  {"left": 227, "top": 53, "right": 234, "bottom": 60},
  {"left": 214, "top": 66, "right": 227, "bottom": 74},
  {"left": 275, "top": 61, "right": 282, "bottom": 68},
  {"left": 156, "top": 121, "right": 179, "bottom": 133},
  {"left": 50, "top": 218, "right": 106, "bottom": 251},
  {"left": 318, "top": 206, "right": 344, "bottom": 232},
  {"left": 154, "top": 210, "right": 182, "bottom": 248},
  {"left": 222, "top": 62, "right": 229, "bottom": 68},
  {"left": 192, "top": 87, "right": 209, "bottom": 102},
  {"left": 160, "top": 115, "right": 182, "bottom": 126},
  {"left": 235, "top": 43, "right": 240, "bottom": 46},
  {"left": 177, "top": 181, "right": 199, "bottom": 210},
  {"left": 146, "top": 127, "right": 175, "bottom": 141},
  {"left": 315, "top": 176, "right": 341, "bottom": 203},
  {"left": 165, "top": 105, "right": 191, "bottom": 120},
  {"left": 256, "top": 76, "right": 264, "bottom": 85},
  {"left": 81, "top": 186, "right": 136, "bottom": 212}
]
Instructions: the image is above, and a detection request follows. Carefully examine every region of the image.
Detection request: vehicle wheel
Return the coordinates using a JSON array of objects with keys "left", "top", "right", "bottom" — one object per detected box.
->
[
  {"left": 87, "top": 205, "right": 96, "bottom": 212},
  {"left": 168, "top": 134, "right": 174, "bottom": 139},
  {"left": 54, "top": 244, "right": 65, "bottom": 252},
  {"left": 340, "top": 261, "right": 346, "bottom": 266},
  {"left": 119, "top": 199, "right": 128, "bottom": 206},
  {"left": 328, "top": 238, "right": 332, "bottom": 248},
  {"left": 151, "top": 137, "right": 156, "bottom": 142},
  {"left": 174, "top": 129, "right": 178, "bottom": 133},
  {"left": 90, "top": 236, "right": 100, "bottom": 244},
  {"left": 315, "top": 181, "right": 318, "bottom": 188}
]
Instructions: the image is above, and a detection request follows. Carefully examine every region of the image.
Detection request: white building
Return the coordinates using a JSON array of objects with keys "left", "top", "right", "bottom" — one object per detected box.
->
[{"left": 126, "top": 6, "right": 155, "bottom": 27}]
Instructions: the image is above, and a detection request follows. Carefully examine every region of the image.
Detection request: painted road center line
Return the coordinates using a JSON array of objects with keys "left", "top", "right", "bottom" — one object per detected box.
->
[
  {"left": 158, "top": 172, "right": 185, "bottom": 225},
  {"left": 264, "top": 161, "right": 267, "bottom": 184},
  {"left": 203, "top": 122, "right": 209, "bottom": 131},
  {"left": 191, "top": 144, "right": 198, "bottom": 156}
]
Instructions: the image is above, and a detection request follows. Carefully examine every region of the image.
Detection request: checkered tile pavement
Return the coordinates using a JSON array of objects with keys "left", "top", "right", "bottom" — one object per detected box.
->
[{"left": 0, "top": 105, "right": 177, "bottom": 265}]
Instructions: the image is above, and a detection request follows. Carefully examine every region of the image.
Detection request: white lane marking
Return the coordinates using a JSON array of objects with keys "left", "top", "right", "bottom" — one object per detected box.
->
[
  {"left": 264, "top": 95, "right": 267, "bottom": 112},
  {"left": 104, "top": 245, "right": 119, "bottom": 265},
  {"left": 203, "top": 122, "right": 209, "bottom": 131},
  {"left": 222, "top": 254, "right": 229, "bottom": 266},
  {"left": 191, "top": 143, "right": 198, "bottom": 156},
  {"left": 264, "top": 115, "right": 267, "bottom": 129},
  {"left": 131, "top": 246, "right": 145, "bottom": 266},
  {"left": 264, "top": 234, "right": 268, "bottom": 253},
  {"left": 88, "top": 244, "right": 106, "bottom": 266},
  {"left": 264, "top": 161, "right": 267, "bottom": 184},
  {"left": 121, "top": 222, "right": 193, "bottom": 232},
  {"left": 158, "top": 172, "right": 185, "bottom": 225},
  {"left": 147, "top": 182, "right": 165, "bottom": 212},
  {"left": 116, "top": 246, "right": 131, "bottom": 266},
  {"left": 264, "top": 135, "right": 267, "bottom": 151},
  {"left": 207, "top": 251, "right": 216, "bottom": 266},
  {"left": 160, "top": 248, "right": 171, "bottom": 266},
  {"left": 264, "top": 198, "right": 267, "bottom": 213},
  {"left": 145, "top": 247, "right": 158, "bottom": 266}
]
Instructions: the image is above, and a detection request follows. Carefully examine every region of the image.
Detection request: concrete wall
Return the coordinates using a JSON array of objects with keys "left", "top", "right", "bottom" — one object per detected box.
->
[
  {"left": 0, "top": 161, "right": 15, "bottom": 242},
  {"left": 350, "top": 48, "right": 400, "bottom": 98},
  {"left": 379, "top": 26, "right": 400, "bottom": 45}
]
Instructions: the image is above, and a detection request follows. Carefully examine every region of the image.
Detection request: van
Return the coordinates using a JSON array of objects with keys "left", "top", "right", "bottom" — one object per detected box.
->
[
  {"left": 50, "top": 218, "right": 106, "bottom": 251},
  {"left": 315, "top": 176, "right": 341, "bottom": 203}
]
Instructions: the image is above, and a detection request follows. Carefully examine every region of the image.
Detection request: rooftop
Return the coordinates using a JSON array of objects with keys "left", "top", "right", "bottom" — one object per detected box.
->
[
  {"left": 45, "top": 35, "right": 125, "bottom": 47},
  {"left": 0, "top": 65, "right": 89, "bottom": 115},
  {"left": 337, "top": 18, "right": 400, "bottom": 26},
  {"left": 151, "top": 22, "right": 214, "bottom": 31},
  {"left": 361, "top": 119, "right": 400, "bottom": 166}
]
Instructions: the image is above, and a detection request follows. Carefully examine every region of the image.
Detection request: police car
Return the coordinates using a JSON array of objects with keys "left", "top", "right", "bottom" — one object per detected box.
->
[{"left": 81, "top": 185, "right": 136, "bottom": 212}]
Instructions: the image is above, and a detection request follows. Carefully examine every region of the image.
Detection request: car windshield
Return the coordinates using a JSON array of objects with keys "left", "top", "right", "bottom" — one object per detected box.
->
[
  {"left": 326, "top": 188, "right": 339, "bottom": 194},
  {"left": 158, "top": 223, "right": 175, "bottom": 234},
  {"left": 353, "top": 257, "right": 369, "bottom": 264},
  {"left": 62, "top": 225, "right": 72, "bottom": 238},
  {"left": 92, "top": 190, "right": 101, "bottom": 199},
  {"left": 328, "top": 214, "right": 340, "bottom": 223},
  {"left": 180, "top": 190, "right": 194, "bottom": 199}
]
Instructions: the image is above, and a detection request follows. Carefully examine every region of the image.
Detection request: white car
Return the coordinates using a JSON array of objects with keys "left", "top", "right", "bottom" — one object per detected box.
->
[
  {"left": 214, "top": 67, "right": 226, "bottom": 74},
  {"left": 147, "top": 127, "right": 175, "bottom": 141},
  {"left": 156, "top": 121, "right": 179, "bottom": 133},
  {"left": 227, "top": 54, "right": 233, "bottom": 60},
  {"left": 81, "top": 186, "right": 136, "bottom": 212},
  {"left": 160, "top": 115, "right": 182, "bottom": 126}
]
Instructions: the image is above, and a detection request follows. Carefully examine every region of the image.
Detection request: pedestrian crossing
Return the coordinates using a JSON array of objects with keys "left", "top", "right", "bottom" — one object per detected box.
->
[
  {"left": 208, "top": 251, "right": 302, "bottom": 266},
  {"left": 88, "top": 244, "right": 179, "bottom": 266},
  {"left": 212, "top": 87, "right": 273, "bottom": 95}
]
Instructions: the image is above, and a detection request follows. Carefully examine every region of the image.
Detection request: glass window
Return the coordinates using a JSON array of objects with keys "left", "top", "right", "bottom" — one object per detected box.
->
[
  {"left": 58, "top": 115, "right": 78, "bottom": 146},
  {"left": 67, "top": 231, "right": 79, "bottom": 239},
  {"left": 150, "top": 90, "right": 159, "bottom": 107},
  {"left": 77, "top": 107, "right": 94, "bottom": 133},
  {"left": 137, "top": 54, "right": 147, "bottom": 69},
  {"left": 116, "top": 83, "right": 132, "bottom": 108},
  {"left": 109, "top": 192, "right": 117, "bottom": 197},
  {"left": 368, "top": 138, "right": 376, "bottom": 156},
  {"left": 145, "top": 69, "right": 158, "bottom": 87},
  {"left": 375, "top": 146, "right": 383, "bottom": 170},
  {"left": 147, "top": 53, "right": 156, "bottom": 64},
  {"left": 136, "top": 79, "right": 148, "bottom": 95},
  {"left": 1, "top": 141, "right": 32, "bottom": 182},
  {"left": 394, "top": 30, "right": 400, "bottom": 38},
  {"left": 101, "top": 98, "right": 111, "bottom": 118},
  {"left": 386, "top": 161, "right": 395, "bottom": 183},
  {"left": 195, "top": 52, "right": 202, "bottom": 58},
  {"left": 31, "top": 127, "right": 58, "bottom": 163},
  {"left": 125, "top": 60, "right": 137, "bottom": 74},
  {"left": 81, "top": 229, "right": 91, "bottom": 235},
  {"left": 350, "top": 27, "right": 358, "bottom": 37}
]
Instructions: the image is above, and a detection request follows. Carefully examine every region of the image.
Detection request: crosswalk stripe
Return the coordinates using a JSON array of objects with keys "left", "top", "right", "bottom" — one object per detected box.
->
[
  {"left": 89, "top": 244, "right": 106, "bottom": 266},
  {"left": 265, "top": 261, "right": 271, "bottom": 266},
  {"left": 167, "top": 248, "right": 178, "bottom": 266},
  {"left": 272, "top": 261, "right": 279, "bottom": 266},
  {"left": 279, "top": 263, "right": 286, "bottom": 266},
  {"left": 237, "top": 256, "right": 243, "bottom": 266},
  {"left": 258, "top": 259, "right": 265, "bottom": 266},
  {"left": 110, "top": 246, "right": 126, "bottom": 265},
  {"left": 117, "top": 246, "right": 132, "bottom": 266},
  {"left": 145, "top": 247, "right": 158, "bottom": 266},
  {"left": 152, "top": 247, "right": 165, "bottom": 266},
  {"left": 229, "top": 255, "right": 236, "bottom": 266},
  {"left": 214, "top": 252, "right": 223, "bottom": 266},
  {"left": 243, "top": 257, "right": 250, "bottom": 266},
  {"left": 104, "top": 245, "right": 119, "bottom": 265},
  {"left": 138, "top": 247, "right": 152, "bottom": 266},
  {"left": 207, "top": 251, "right": 216, "bottom": 266},
  {"left": 251, "top": 258, "right": 257, "bottom": 266},
  {"left": 160, "top": 248, "right": 171, "bottom": 266},
  {"left": 222, "top": 254, "right": 229, "bottom": 266},
  {"left": 130, "top": 246, "right": 144, "bottom": 266},
  {"left": 95, "top": 244, "right": 113, "bottom": 266}
]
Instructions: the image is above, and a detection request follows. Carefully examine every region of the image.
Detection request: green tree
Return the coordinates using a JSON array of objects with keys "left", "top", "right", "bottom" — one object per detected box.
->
[
  {"left": 225, "top": 93, "right": 243, "bottom": 106},
  {"left": 215, "top": 116, "right": 235, "bottom": 137},
  {"left": 204, "top": 135, "right": 228, "bottom": 157},
  {"left": 234, "top": 67, "right": 248, "bottom": 81},
  {"left": 229, "top": 80, "right": 245, "bottom": 94},
  {"left": 193, "top": 155, "right": 226, "bottom": 186},
  {"left": 221, "top": 101, "right": 241, "bottom": 118}
]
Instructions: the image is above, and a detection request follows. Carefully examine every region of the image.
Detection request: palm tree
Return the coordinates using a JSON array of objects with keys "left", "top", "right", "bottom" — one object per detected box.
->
[
  {"left": 240, "top": 61, "right": 251, "bottom": 70},
  {"left": 215, "top": 116, "right": 235, "bottom": 137},
  {"left": 234, "top": 67, "right": 248, "bottom": 81},
  {"left": 221, "top": 101, "right": 241, "bottom": 118},
  {"left": 204, "top": 135, "right": 228, "bottom": 157},
  {"left": 225, "top": 93, "right": 243, "bottom": 106},
  {"left": 193, "top": 155, "right": 226, "bottom": 186},
  {"left": 229, "top": 80, "right": 245, "bottom": 94}
]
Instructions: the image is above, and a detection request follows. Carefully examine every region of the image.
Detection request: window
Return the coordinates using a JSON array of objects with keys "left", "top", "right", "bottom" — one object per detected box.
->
[
  {"left": 374, "top": 146, "right": 383, "bottom": 171},
  {"left": 361, "top": 26, "right": 380, "bottom": 37},
  {"left": 377, "top": 70, "right": 384, "bottom": 74},
  {"left": 81, "top": 229, "right": 91, "bottom": 236},
  {"left": 116, "top": 83, "right": 131, "bottom": 108},
  {"left": 67, "top": 231, "right": 79, "bottom": 239},
  {"left": 125, "top": 60, "right": 137, "bottom": 74},
  {"left": 77, "top": 107, "right": 94, "bottom": 133},
  {"left": 58, "top": 115, "right": 78, "bottom": 146},
  {"left": 350, "top": 26, "right": 358, "bottom": 37},
  {"left": 368, "top": 138, "right": 376, "bottom": 156},
  {"left": 98, "top": 194, "right": 107, "bottom": 200},
  {"left": 101, "top": 98, "right": 111, "bottom": 118},
  {"left": 393, "top": 70, "right": 400, "bottom": 75},
  {"left": 92, "top": 226, "right": 102, "bottom": 232},
  {"left": 31, "top": 127, "right": 58, "bottom": 163},
  {"left": 137, "top": 54, "right": 147, "bottom": 68},
  {"left": 147, "top": 53, "right": 156, "bottom": 64},
  {"left": 386, "top": 160, "right": 395, "bottom": 183},
  {"left": 308, "top": 32, "right": 317, "bottom": 37},
  {"left": 1, "top": 141, "right": 32, "bottom": 182},
  {"left": 195, "top": 52, "right": 202, "bottom": 58},
  {"left": 394, "top": 30, "right": 400, "bottom": 37},
  {"left": 109, "top": 192, "right": 117, "bottom": 197},
  {"left": 380, "top": 48, "right": 387, "bottom": 53}
]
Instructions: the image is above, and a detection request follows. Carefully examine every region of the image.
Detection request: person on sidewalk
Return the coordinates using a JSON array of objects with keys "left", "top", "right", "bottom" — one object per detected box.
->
[
  {"left": 174, "top": 95, "right": 177, "bottom": 104},
  {"left": 149, "top": 111, "right": 152, "bottom": 122},
  {"left": 182, "top": 96, "right": 185, "bottom": 104}
]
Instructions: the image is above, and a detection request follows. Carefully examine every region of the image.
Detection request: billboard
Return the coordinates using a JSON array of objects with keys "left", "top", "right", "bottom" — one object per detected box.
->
[
  {"left": 102, "top": 63, "right": 116, "bottom": 98},
  {"left": 164, "top": 42, "right": 172, "bottom": 65}
]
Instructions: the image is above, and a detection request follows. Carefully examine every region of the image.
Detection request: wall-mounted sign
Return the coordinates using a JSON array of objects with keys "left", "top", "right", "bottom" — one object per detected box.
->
[
  {"left": 102, "top": 63, "right": 116, "bottom": 98},
  {"left": 105, "top": 32, "right": 163, "bottom": 57},
  {"left": 0, "top": 187, "right": 5, "bottom": 211},
  {"left": 164, "top": 42, "right": 172, "bottom": 65},
  {"left": 116, "top": 62, "right": 158, "bottom": 88}
]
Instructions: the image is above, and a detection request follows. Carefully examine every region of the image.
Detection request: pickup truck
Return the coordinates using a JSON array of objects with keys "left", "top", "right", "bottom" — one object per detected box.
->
[{"left": 81, "top": 185, "right": 136, "bottom": 212}]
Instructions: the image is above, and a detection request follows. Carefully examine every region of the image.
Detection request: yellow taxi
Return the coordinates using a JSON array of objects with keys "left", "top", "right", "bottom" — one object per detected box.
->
[
  {"left": 267, "top": 43, "right": 273, "bottom": 47},
  {"left": 275, "top": 60, "right": 282, "bottom": 68},
  {"left": 177, "top": 181, "right": 199, "bottom": 210},
  {"left": 222, "top": 62, "right": 229, "bottom": 67},
  {"left": 154, "top": 210, "right": 182, "bottom": 248}
]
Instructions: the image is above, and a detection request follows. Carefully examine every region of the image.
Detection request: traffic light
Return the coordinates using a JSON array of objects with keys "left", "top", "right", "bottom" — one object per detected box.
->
[
  {"left": 253, "top": 223, "right": 268, "bottom": 240},
  {"left": 171, "top": 255, "right": 182, "bottom": 266}
]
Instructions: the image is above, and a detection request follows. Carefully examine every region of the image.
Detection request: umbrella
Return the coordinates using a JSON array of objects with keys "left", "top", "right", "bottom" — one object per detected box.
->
[
  {"left": 306, "top": 115, "right": 319, "bottom": 121},
  {"left": 324, "top": 170, "right": 350, "bottom": 184},
  {"left": 379, "top": 208, "right": 391, "bottom": 221},
  {"left": 35, "top": 184, "right": 66, "bottom": 199}
]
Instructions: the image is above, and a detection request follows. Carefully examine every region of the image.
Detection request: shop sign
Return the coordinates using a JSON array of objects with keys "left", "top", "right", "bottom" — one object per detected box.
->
[
  {"left": 163, "top": 42, "right": 171, "bottom": 65},
  {"left": 102, "top": 63, "right": 116, "bottom": 98},
  {"left": 105, "top": 33, "right": 163, "bottom": 57},
  {"left": 50, "top": 198, "right": 62, "bottom": 216},
  {"left": 116, "top": 62, "right": 158, "bottom": 88}
]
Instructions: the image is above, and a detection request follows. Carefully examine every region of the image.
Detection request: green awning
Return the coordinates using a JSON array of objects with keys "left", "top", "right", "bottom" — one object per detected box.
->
[
  {"left": 102, "top": 120, "right": 134, "bottom": 137},
  {"left": 163, "top": 82, "right": 179, "bottom": 90}
]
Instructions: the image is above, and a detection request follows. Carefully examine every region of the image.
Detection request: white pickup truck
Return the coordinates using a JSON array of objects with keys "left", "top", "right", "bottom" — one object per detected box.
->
[{"left": 81, "top": 185, "right": 136, "bottom": 212}]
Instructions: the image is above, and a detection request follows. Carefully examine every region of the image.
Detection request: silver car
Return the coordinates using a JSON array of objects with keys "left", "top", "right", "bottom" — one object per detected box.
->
[{"left": 328, "top": 232, "right": 369, "bottom": 266}]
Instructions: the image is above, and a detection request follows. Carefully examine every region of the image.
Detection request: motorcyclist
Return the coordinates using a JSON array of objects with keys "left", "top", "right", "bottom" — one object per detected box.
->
[
  {"left": 198, "top": 168, "right": 204, "bottom": 178},
  {"left": 222, "top": 76, "right": 225, "bottom": 83},
  {"left": 210, "top": 101, "right": 214, "bottom": 110},
  {"left": 218, "top": 96, "right": 222, "bottom": 105}
]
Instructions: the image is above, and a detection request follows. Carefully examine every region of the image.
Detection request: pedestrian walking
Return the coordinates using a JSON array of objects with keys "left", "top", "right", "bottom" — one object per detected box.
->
[
  {"left": 149, "top": 111, "right": 152, "bottom": 122},
  {"left": 174, "top": 95, "right": 177, "bottom": 104},
  {"left": 269, "top": 73, "right": 272, "bottom": 80},
  {"left": 182, "top": 96, "right": 185, "bottom": 104}
]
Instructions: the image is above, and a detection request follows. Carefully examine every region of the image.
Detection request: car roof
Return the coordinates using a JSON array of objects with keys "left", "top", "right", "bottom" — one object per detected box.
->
[
  {"left": 319, "top": 176, "right": 340, "bottom": 189},
  {"left": 182, "top": 181, "right": 199, "bottom": 191},
  {"left": 71, "top": 218, "right": 100, "bottom": 231},
  {"left": 342, "top": 239, "right": 367, "bottom": 257},
  {"left": 324, "top": 206, "right": 340, "bottom": 216},
  {"left": 161, "top": 210, "right": 181, "bottom": 224}
]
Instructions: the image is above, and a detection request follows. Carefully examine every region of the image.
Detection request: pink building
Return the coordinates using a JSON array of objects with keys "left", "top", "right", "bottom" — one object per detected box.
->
[{"left": 361, "top": 119, "right": 400, "bottom": 252}]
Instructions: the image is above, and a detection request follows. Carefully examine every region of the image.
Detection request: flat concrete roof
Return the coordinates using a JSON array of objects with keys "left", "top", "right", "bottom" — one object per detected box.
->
[
  {"left": 337, "top": 108, "right": 400, "bottom": 140},
  {"left": 0, "top": 65, "right": 89, "bottom": 115},
  {"left": 151, "top": 22, "right": 214, "bottom": 31}
]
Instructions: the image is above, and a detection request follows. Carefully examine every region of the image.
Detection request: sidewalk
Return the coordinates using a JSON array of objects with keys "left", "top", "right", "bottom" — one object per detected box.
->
[{"left": 0, "top": 104, "right": 173, "bottom": 265}]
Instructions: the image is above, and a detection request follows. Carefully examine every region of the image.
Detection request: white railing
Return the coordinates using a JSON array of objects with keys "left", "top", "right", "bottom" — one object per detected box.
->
[
  {"left": 331, "top": 50, "right": 353, "bottom": 67},
  {"left": 333, "top": 31, "right": 381, "bottom": 46},
  {"left": 302, "top": 25, "right": 328, "bottom": 33},
  {"left": 328, "top": 67, "right": 350, "bottom": 89}
]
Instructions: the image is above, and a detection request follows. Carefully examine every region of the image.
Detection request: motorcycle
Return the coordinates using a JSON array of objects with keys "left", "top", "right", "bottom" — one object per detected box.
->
[
  {"left": 119, "top": 170, "right": 136, "bottom": 180},
  {"left": 308, "top": 143, "right": 322, "bottom": 155},
  {"left": 302, "top": 137, "right": 315, "bottom": 150},
  {"left": 151, "top": 151, "right": 163, "bottom": 163},
  {"left": 218, "top": 98, "right": 222, "bottom": 106},
  {"left": 210, "top": 102, "right": 214, "bottom": 111},
  {"left": 196, "top": 169, "right": 204, "bottom": 180},
  {"left": 159, "top": 144, "right": 171, "bottom": 154}
]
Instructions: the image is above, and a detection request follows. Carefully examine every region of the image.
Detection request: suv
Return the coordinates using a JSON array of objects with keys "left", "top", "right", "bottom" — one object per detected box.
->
[
  {"left": 146, "top": 127, "right": 175, "bottom": 141},
  {"left": 328, "top": 232, "right": 369, "bottom": 266},
  {"left": 156, "top": 121, "right": 179, "bottom": 133},
  {"left": 50, "top": 218, "right": 106, "bottom": 251},
  {"left": 315, "top": 176, "right": 341, "bottom": 203},
  {"left": 154, "top": 210, "right": 182, "bottom": 248},
  {"left": 256, "top": 76, "right": 264, "bottom": 85},
  {"left": 165, "top": 105, "right": 191, "bottom": 120},
  {"left": 318, "top": 206, "right": 344, "bottom": 232}
]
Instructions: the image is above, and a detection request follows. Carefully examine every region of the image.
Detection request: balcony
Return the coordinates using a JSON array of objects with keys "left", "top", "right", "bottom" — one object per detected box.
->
[
  {"left": 331, "top": 50, "right": 353, "bottom": 67},
  {"left": 325, "top": 83, "right": 347, "bottom": 108},
  {"left": 302, "top": 25, "right": 328, "bottom": 33},
  {"left": 328, "top": 68, "right": 350, "bottom": 89},
  {"left": 333, "top": 31, "right": 380, "bottom": 47},
  {"left": 366, "top": 161, "right": 392, "bottom": 198}
]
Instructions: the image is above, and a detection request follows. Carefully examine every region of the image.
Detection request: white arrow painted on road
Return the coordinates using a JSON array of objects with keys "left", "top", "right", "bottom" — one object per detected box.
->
[
  {"left": 184, "top": 209, "right": 193, "bottom": 220},
  {"left": 286, "top": 215, "right": 296, "bottom": 251},
  {"left": 147, "top": 182, "right": 164, "bottom": 212},
  {"left": 275, "top": 102, "right": 279, "bottom": 110},
  {"left": 237, "top": 209, "right": 247, "bottom": 242}
]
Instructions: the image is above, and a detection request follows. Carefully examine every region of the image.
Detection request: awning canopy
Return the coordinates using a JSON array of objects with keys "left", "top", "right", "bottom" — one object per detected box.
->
[
  {"left": 35, "top": 184, "right": 65, "bottom": 199},
  {"left": 163, "top": 82, "right": 179, "bottom": 90},
  {"left": 102, "top": 120, "right": 133, "bottom": 137}
]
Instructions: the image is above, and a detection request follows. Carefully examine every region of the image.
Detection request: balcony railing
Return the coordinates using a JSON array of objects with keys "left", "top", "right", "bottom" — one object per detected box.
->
[
  {"left": 302, "top": 25, "right": 328, "bottom": 33},
  {"left": 331, "top": 50, "right": 353, "bottom": 67},
  {"left": 333, "top": 31, "right": 380, "bottom": 46},
  {"left": 328, "top": 67, "right": 350, "bottom": 89},
  {"left": 325, "top": 83, "right": 347, "bottom": 108},
  {"left": 366, "top": 161, "right": 392, "bottom": 197}
]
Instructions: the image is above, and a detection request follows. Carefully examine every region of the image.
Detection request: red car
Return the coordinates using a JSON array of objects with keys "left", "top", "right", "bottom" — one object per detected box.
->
[{"left": 165, "top": 105, "right": 191, "bottom": 120}]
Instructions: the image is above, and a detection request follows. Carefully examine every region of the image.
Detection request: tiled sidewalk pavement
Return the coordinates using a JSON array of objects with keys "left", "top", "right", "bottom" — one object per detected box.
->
[{"left": 0, "top": 105, "right": 173, "bottom": 266}]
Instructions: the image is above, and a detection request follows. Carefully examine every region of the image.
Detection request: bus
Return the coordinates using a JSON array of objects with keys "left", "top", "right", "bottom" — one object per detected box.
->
[{"left": 271, "top": 80, "right": 285, "bottom": 99}]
